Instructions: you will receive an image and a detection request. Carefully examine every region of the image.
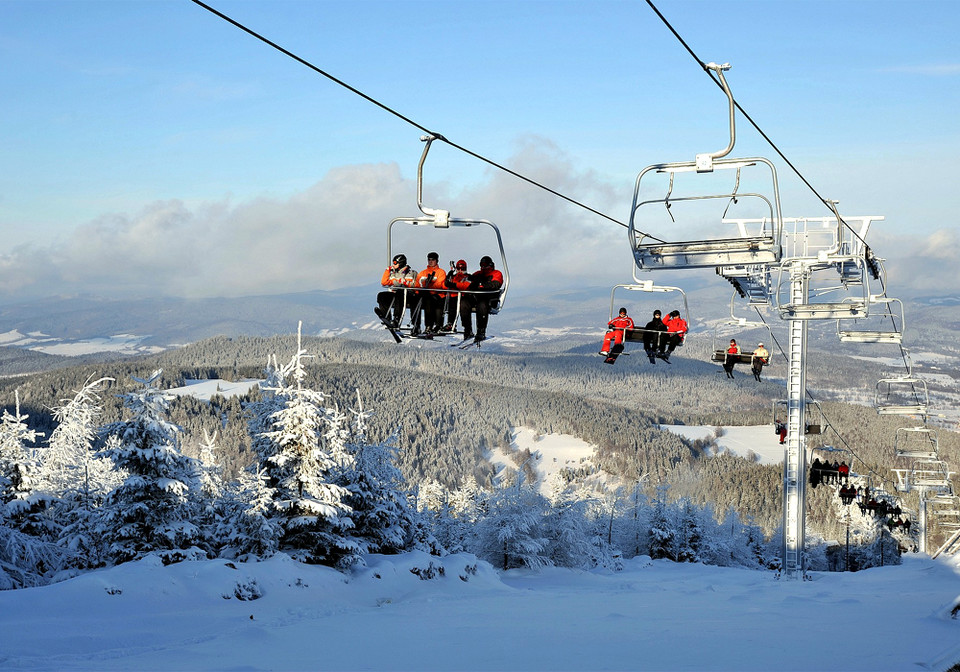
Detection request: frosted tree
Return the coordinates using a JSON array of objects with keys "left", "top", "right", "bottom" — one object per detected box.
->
[
  {"left": 256, "top": 325, "right": 357, "bottom": 567},
  {"left": 471, "top": 474, "right": 551, "bottom": 570},
  {"left": 96, "top": 370, "right": 206, "bottom": 565},
  {"left": 648, "top": 484, "right": 676, "bottom": 561},
  {"left": 338, "top": 394, "right": 419, "bottom": 557},
  {"left": 36, "top": 377, "right": 116, "bottom": 499},
  {"left": 675, "top": 499, "right": 704, "bottom": 563},
  {"left": 195, "top": 429, "right": 226, "bottom": 554},
  {"left": 34, "top": 377, "right": 121, "bottom": 568},
  {"left": 432, "top": 477, "right": 486, "bottom": 554},
  {"left": 0, "top": 390, "right": 41, "bottom": 509},
  {"left": 0, "top": 390, "right": 64, "bottom": 585},
  {"left": 0, "top": 390, "right": 55, "bottom": 540},
  {"left": 216, "top": 466, "right": 282, "bottom": 561},
  {"left": 544, "top": 484, "right": 595, "bottom": 569}
]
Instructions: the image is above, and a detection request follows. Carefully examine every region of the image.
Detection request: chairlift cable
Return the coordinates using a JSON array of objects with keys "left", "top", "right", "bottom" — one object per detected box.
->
[
  {"left": 188, "top": 0, "right": 647, "bottom": 236},
  {"left": 645, "top": 0, "right": 869, "bottom": 250}
]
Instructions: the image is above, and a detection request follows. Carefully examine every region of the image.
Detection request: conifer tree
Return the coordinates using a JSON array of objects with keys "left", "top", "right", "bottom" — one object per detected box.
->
[
  {"left": 648, "top": 484, "right": 676, "bottom": 561},
  {"left": 96, "top": 370, "right": 205, "bottom": 565},
  {"left": 36, "top": 378, "right": 120, "bottom": 568},
  {"left": 254, "top": 325, "right": 357, "bottom": 567},
  {"left": 216, "top": 466, "right": 282, "bottom": 561},
  {"left": 472, "top": 473, "right": 550, "bottom": 570},
  {"left": 339, "top": 394, "right": 418, "bottom": 556}
]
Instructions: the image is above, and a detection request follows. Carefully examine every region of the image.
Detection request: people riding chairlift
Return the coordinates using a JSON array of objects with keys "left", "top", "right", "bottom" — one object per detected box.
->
[
  {"left": 600, "top": 307, "right": 634, "bottom": 356},
  {"left": 452, "top": 255, "right": 503, "bottom": 342},
  {"left": 375, "top": 254, "right": 417, "bottom": 327},
  {"left": 662, "top": 310, "right": 688, "bottom": 361}
]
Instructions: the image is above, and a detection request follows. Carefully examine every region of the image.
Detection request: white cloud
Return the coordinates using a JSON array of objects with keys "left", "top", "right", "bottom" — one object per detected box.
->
[
  {"left": 1, "top": 138, "right": 956, "bottom": 304},
  {"left": 0, "top": 139, "right": 633, "bottom": 303}
]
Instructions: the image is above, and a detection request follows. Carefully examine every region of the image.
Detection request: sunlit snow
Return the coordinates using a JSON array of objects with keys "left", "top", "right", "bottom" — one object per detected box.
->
[{"left": 1, "top": 551, "right": 958, "bottom": 671}]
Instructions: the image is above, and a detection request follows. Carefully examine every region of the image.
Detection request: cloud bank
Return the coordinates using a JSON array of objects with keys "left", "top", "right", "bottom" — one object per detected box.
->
[{"left": 1, "top": 138, "right": 956, "bottom": 305}]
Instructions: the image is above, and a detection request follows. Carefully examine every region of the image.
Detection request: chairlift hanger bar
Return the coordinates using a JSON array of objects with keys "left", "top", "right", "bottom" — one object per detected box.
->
[{"left": 188, "top": 0, "right": 648, "bottom": 237}]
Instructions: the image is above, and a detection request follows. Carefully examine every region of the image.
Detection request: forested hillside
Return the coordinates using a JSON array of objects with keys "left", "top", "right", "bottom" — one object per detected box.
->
[{"left": 2, "top": 333, "right": 957, "bottom": 542}]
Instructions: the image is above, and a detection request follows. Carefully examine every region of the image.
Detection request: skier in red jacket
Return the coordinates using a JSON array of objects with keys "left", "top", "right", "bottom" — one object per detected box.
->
[
  {"left": 456, "top": 255, "right": 503, "bottom": 342},
  {"left": 600, "top": 307, "right": 634, "bottom": 356}
]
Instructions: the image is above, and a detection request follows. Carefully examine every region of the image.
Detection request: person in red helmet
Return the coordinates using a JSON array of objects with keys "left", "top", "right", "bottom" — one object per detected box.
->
[
  {"left": 442, "top": 259, "right": 470, "bottom": 332},
  {"left": 455, "top": 255, "right": 503, "bottom": 342}
]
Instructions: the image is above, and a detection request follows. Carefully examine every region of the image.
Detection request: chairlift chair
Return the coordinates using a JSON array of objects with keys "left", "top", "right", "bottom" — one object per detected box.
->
[
  {"left": 773, "top": 399, "right": 823, "bottom": 436},
  {"left": 605, "top": 278, "right": 690, "bottom": 357},
  {"left": 710, "top": 292, "right": 775, "bottom": 365},
  {"left": 628, "top": 64, "right": 783, "bottom": 272},
  {"left": 382, "top": 136, "right": 509, "bottom": 338},
  {"left": 837, "top": 295, "right": 905, "bottom": 344},
  {"left": 894, "top": 426, "right": 939, "bottom": 460},
  {"left": 875, "top": 373, "right": 929, "bottom": 417}
]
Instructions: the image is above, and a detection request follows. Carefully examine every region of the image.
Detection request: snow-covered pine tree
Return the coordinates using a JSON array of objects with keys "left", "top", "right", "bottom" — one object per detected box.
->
[
  {"left": 675, "top": 499, "right": 704, "bottom": 563},
  {"left": 36, "top": 377, "right": 120, "bottom": 569},
  {"left": 544, "top": 482, "right": 595, "bottom": 569},
  {"left": 338, "top": 393, "right": 419, "bottom": 558},
  {"left": 1, "top": 390, "right": 42, "bottom": 512},
  {"left": 0, "top": 390, "right": 65, "bottom": 586},
  {"left": 648, "top": 484, "right": 676, "bottom": 561},
  {"left": 0, "top": 391, "right": 57, "bottom": 541},
  {"left": 256, "top": 325, "right": 357, "bottom": 567},
  {"left": 216, "top": 466, "right": 281, "bottom": 561},
  {"left": 96, "top": 370, "right": 206, "bottom": 565},
  {"left": 471, "top": 473, "right": 551, "bottom": 570},
  {"left": 196, "top": 428, "right": 225, "bottom": 555},
  {"left": 36, "top": 377, "right": 116, "bottom": 499}
]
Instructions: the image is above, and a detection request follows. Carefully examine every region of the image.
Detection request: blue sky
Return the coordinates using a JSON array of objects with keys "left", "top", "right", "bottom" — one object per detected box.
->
[{"left": 1, "top": 0, "right": 958, "bottom": 301}]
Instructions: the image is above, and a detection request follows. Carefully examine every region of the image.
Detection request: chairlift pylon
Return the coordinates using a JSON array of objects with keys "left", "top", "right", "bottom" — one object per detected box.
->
[{"left": 774, "top": 203, "right": 885, "bottom": 320}]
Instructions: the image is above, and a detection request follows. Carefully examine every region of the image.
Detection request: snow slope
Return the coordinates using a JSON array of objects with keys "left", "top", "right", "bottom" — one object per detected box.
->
[
  {"left": 1, "top": 551, "right": 958, "bottom": 671},
  {"left": 165, "top": 378, "right": 262, "bottom": 401},
  {"left": 660, "top": 424, "right": 785, "bottom": 465},
  {"left": 488, "top": 426, "right": 784, "bottom": 501}
]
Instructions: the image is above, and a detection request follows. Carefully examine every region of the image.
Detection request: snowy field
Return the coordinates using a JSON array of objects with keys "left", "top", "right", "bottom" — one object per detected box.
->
[
  {"left": 0, "top": 329, "right": 164, "bottom": 357},
  {"left": 489, "top": 426, "right": 785, "bottom": 499},
  {"left": 660, "top": 424, "right": 785, "bottom": 465},
  {"left": 489, "top": 427, "right": 602, "bottom": 496},
  {"left": 166, "top": 378, "right": 262, "bottom": 401},
  {"left": 1, "top": 551, "right": 958, "bottom": 671}
]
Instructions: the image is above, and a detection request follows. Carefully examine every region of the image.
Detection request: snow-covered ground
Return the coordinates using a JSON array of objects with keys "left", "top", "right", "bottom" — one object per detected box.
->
[
  {"left": 1, "top": 551, "right": 958, "bottom": 671},
  {"left": 489, "top": 427, "right": 603, "bottom": 496},
  {"left": 660, "top": 424, "right": 785, "bottom": 465},
  {"left": 489, "top": 426, "right": 784, "bottom": 499},
  {"left": 0, "top": 329, "right": 164, "bottom": 356},
  {"left": 166, "top": 378, "right": 262, "bottom": 401}
]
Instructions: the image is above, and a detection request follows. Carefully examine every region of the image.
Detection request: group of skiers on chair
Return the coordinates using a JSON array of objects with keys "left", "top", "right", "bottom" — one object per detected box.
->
[
  {"left": 375, "top": 252, "right": 503, "bottom": 342},
  {"left": 600, "top": 308, "right": 688, "bottom": 364}
]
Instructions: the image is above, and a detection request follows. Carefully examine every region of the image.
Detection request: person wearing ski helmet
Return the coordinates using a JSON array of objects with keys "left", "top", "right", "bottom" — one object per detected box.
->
[
  {"left": 454, "top": 255, "right": 503, "bottom": 342},
  {"left": 600, "top": 307, "right": 634, "bottom": 356},
  {"left": 642, "top": 309, "right": 668, "bottom": 363},
  {"left": 375, "top": 253, "right": 417, "bottom": 327},
  {"left": 442, "top": 258, "right": 470, "bottom": 332}
]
